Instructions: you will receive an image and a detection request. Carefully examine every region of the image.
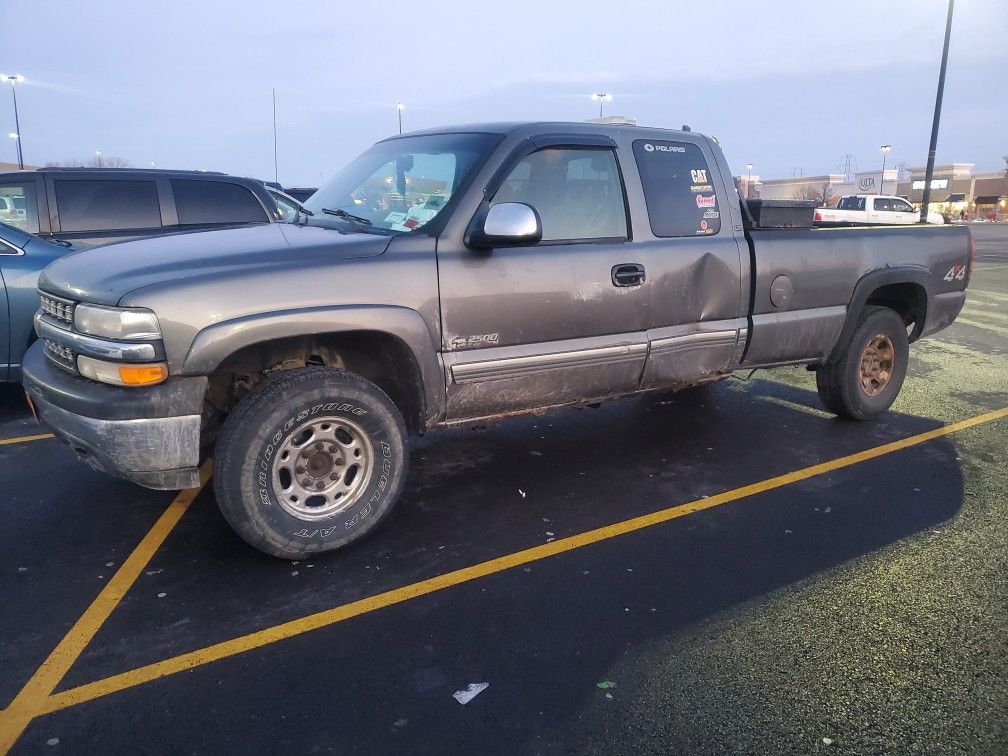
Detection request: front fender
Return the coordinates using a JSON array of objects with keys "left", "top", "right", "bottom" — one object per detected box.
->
[{"left": 180, "top": 304, "right": 445, "bottom": 425}]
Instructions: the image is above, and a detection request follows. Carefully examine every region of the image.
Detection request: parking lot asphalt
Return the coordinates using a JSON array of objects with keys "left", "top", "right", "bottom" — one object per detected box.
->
[{"left": 1, "top": 225, "right": 1007, "bottom": 754}]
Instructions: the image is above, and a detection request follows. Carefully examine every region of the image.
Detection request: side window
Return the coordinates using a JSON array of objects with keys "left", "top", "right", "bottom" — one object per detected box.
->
[
  {"left": 0, "top": 182, "right": 39, "bottom": 233},
  {"left": 874, "top": 198, "right": 895, "bottom": 212},
  {"left": 632, "top": 140, "right": 721, "bottom": 237},
  {"left": 895, "top": 199, "right": 915, "bottom": 213},
  {"left": 491, "top": 147, "right": 628, "bottom": 242},
  {"left": 55, "top": 180, "right": 161, "bottom": 232},
  {"left": 171, "top": 180, "right": 269, "bottom": 225}
]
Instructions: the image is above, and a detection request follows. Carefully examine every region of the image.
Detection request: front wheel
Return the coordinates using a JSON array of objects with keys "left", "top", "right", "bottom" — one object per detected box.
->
[
  {"left": 213, "top": 367, "right": 408, "bottom": 558},
  {"left": 815, "top": 306, "right": 909, "bottom": 420}
]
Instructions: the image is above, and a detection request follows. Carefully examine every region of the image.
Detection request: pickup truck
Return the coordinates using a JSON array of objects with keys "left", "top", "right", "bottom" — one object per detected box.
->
[
  {"left": 22, "top": 122, "right": 973, "bottom": 558},
  {"left": 815, "top": 195, "right": 946, "bottom": 226}
]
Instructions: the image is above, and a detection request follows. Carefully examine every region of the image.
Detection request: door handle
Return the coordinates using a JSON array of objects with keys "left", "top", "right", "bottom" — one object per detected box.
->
[{"left": 612, "top": 263, "right": 646, "bottom": 287}]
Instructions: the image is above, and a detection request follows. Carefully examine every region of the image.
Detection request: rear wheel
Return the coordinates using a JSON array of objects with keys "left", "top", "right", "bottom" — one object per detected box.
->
[
  {"left": 213, "top": 367, "right": 408, "bottom": 558},
  {"left": 815, "top": 306, "right": 909, "bottom": 420}
]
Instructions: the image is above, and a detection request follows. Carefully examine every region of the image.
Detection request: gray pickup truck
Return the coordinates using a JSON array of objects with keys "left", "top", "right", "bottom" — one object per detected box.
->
[{"left": 22, "top": 122, "right": 973, "bottom": 558}]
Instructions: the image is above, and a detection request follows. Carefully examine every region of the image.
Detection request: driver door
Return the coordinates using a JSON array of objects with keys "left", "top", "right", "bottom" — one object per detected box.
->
[{"left": 436, "top": 137, "right": 649, "bottom": 421}]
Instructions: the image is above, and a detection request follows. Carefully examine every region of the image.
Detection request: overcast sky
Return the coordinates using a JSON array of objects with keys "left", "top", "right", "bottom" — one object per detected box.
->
[{"left": 3, "top": 0, "right": 1006, "bottom": 186}]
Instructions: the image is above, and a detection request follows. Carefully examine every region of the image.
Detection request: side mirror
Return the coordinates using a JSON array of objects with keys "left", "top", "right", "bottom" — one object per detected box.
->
[{"left": 468, "top": 202, "right": 542, "bottom": 249}]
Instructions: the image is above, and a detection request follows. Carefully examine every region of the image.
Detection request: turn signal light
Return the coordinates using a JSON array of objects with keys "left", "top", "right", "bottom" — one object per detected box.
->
[
  {"left": 77, "top": 355, "right": 169, "bottom": 386},
  {"left": 119, "top": 363, "right": 169, "bottom": 386}
]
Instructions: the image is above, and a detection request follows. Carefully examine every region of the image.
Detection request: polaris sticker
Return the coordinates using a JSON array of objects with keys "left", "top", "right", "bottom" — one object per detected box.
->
[{"left": 642, "top": 142, "right": 686, "bottom": 153}]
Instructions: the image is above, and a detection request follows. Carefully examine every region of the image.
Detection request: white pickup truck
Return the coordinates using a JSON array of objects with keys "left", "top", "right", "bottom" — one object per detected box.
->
[{"left": 814, "top": 195, "right": 945, "bottom": 226}]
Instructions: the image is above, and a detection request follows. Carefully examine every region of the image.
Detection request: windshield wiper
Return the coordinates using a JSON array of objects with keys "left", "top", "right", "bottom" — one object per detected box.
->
[{"left": 321, "top": 207, "right": 372, "bottom": 225}]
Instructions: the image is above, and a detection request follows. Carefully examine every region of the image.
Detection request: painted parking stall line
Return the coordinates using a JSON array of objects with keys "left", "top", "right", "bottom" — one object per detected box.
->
[
  {"left": 0, "top": 433, "right": 54, "bottom": 446},
  {"left": 0, "top": 461, "right": 212, "bottom": 755},
  {"left": 18, "top": 406, "right": 1008, "bottom": 726}
]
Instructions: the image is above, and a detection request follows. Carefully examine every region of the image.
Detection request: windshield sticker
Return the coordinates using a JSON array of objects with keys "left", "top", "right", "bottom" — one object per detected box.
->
[
  {"left": 690, "top": 169, "right": 708, "bottom": 183},
  {"left": 696, "top": 194, "right": 717, "bottom": 208},
  {"left": 690, "top": 184, "right": 714, "bottom": 193}
]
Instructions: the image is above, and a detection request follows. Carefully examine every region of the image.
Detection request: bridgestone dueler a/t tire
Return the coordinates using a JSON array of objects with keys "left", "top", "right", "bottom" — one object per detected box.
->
[
  {"left": 815, "top": 306, "right": 909, "bottom": 421},
  {"left": 213, "top": 367, "right": 407, "bottom": 558}
]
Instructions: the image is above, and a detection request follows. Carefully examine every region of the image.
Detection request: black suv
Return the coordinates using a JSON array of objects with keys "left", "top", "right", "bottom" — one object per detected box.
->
[{"left": 0, "top": 168, "right": 282, "bottom": 247}]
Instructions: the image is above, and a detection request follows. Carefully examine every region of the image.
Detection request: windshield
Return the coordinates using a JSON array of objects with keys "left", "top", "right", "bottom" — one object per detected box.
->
[{"left": 305, "top": 133, "right": 501, "bottom": 234}]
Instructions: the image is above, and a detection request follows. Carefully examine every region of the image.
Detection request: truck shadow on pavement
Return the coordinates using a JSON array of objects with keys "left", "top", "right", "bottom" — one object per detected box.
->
[{"left": 30, "top": 376, "right": 972, "bottom": 753}]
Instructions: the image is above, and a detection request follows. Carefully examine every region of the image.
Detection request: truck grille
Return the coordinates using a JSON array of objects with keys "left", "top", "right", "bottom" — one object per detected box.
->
[
  {"left": 42, "top": 338, "right": 76, "bottom": 371},
  {"left": 40, "top": 293, "right": 76, "bottom": 327}
]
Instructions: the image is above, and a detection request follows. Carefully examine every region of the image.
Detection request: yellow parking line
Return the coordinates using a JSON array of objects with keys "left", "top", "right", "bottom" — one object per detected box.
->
[
  {"left": 969, "top": 288, "right": 1008, "bottom": 301},
  {"left": 0, "top": 461, "right": 212, "bottom": 754},
  {"left": 954, "top": 317, "right": 1008, "bottom": 337},
  {"left": 0, "top": 433, "right": 54, "bottom": 446},
  {"left": 20, "top": 405, "right": 1008, "bottom": 722}
]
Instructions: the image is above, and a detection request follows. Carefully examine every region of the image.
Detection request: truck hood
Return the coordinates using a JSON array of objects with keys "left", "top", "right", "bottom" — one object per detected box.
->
[{"left": 38, "top": 224, "right": 390, "bottom": 305}]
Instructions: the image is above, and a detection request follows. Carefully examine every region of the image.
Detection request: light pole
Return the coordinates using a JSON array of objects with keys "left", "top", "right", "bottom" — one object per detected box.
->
[
  {"left": 396, "top": 102, "right": 405, "bottom": 135},
  {"left": 95, "top": 150, "right": 102, "bottom": 168},
  {"left": 879, "top": 145, "right": 892, "bottom": 194},
  {"left": 591, "top": 92, "right": 612, "bottom": 119},
  {"left": 746, "top": 163, "right": 753, "bottom": 199},
  {"left": 921, "top": 0, "right": 955, "bottom": 223},
  {"left": 272, "top": 88, "right": 279, "bottom": 183},
  {"left": 1, "top": 74, "right": 25, "bottom": 169}
]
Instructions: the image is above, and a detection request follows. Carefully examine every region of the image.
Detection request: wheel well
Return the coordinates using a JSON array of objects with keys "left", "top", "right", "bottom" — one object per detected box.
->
[
  {"left": 205, "top": 331, "right": 426, "bottom": 434},
  {"left": 865, "top": 282, "right": 927, "bottom": 341}
]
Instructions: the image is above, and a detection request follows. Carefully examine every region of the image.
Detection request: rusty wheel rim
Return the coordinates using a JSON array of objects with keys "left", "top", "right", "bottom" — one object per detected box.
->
[{"left": 859, "top": 334, "right": 895, "bottom": 397}]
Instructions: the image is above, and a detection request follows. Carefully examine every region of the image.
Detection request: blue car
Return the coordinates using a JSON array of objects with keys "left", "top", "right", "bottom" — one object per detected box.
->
[{"left": 0, "top": 222, "right": 72, "bottom": 381}]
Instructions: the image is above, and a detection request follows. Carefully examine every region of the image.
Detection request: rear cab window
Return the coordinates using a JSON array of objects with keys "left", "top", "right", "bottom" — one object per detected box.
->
[
  {"left": 838, "top": 197, "right": 866, "bottom": 211},
  {"left": 632, "top": 139, "right": 720, "bottom": 237},
  {"left": 0, "top": 181, "right": 40, "bottom": 233},
  {"left": 171, "top": 180, "right": 269, "bottom": 226},
  {"left": 55, "top": 179, "right": 162, "bottom": 232}
]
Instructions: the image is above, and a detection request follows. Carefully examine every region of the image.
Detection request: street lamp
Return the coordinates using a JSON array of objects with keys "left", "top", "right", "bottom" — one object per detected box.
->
[
  {"left": 1, "top": 73, "right": 25, "bottom": 169},
  {"left": 879, "top": 145, "right": 892, "bottom": 194},
  {"left": 746, "top": 163, "right": 753, "bottom": 199},
  {"left": 591, "top": 92, "right": 613, "bottom": 119},
  {"left": 396, "top": 102, "right": 405, "bottom": 135}
]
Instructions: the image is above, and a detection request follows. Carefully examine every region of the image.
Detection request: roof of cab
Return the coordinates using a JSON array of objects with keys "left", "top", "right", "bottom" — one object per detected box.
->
[{"left": 379, "top": 121, "right": 702, "bottom": 142}]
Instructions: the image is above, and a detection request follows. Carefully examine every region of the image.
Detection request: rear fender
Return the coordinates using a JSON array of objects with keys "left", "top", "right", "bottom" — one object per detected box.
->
[{"left": 827, "top": 266, "right": 933, "bottom": 362}]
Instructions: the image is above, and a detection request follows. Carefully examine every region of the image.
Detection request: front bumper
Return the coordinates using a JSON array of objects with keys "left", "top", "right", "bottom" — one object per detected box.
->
[{"left": 21, "top": 341, "right": 208, "bottom": 490}]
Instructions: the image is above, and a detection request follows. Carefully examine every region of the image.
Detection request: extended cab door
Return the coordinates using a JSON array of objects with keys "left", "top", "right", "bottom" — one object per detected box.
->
[
  {"left": 436, "top": 135, "right": 649, "bottom": 420},
  {"left": 624, "top": 136, "right": 748, "bottom": 389}
]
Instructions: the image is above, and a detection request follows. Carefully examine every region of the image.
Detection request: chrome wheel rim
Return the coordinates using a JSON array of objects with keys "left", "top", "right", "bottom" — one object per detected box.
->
[
  {"left": 272, "top": 416, "right": 373, "bottom": 520},
  {"left": 859, "top": 334, "right": 895, "bottom": 397}
]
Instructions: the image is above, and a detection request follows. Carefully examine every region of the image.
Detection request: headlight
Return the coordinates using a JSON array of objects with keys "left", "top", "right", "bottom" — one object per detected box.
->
[
  {"left": 77, "top": 355, "right": 168, "bottom": 386},
  {"left": 73, "top": 304, "right": 161, "bottom": 341}
]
